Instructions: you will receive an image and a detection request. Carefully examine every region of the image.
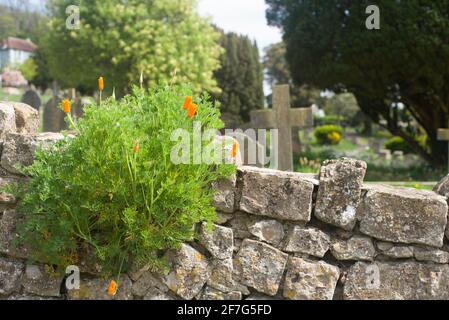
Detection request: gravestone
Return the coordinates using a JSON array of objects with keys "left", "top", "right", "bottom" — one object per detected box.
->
[
  {"left": 392, "top": 150, "right": 404, "bottom": 163},
  {"left": 250, "top": 85, "right": 313, "bottom": 171},
  {"left": 438, "top": 124, "right": 449, "bottom": 172},
  {"left": 21, "top": 89, "right": 41, "bottom": 111},
  {"left": 43, "top": 96, "right": 67, "bottom": 132},
  {"left": 379, "top": 149, "right": 392, "bottom": 161}
]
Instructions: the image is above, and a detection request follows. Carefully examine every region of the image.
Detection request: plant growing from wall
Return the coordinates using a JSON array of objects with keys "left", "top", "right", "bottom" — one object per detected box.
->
[{"left": 8, "top": 84, "right": 235, "bottom": 276}]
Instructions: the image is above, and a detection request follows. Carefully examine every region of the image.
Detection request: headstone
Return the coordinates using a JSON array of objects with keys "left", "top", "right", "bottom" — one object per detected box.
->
[
  {"left": 43, "top": 96, "right": 67, "bottom": 132},
  {"left": 21, "top": 89, "right": 41, "bottom": 111},
  {"left": 379, "top": 149, "right": 392, "bottom": 161},
  {"left": 72, "top": 96, "right": 94, "bottom": 120},
  {"left": 392, "top": 150, "right": 404, "bottom": 163},
  {"left": 369, "top": 139, "right": 382, "bottom": 153},
  {"left": 250, "top": 85, "right": 314, "bottom": 171},
  {"left": 438, "top": 124, "right": 449, "bottom": 172}
]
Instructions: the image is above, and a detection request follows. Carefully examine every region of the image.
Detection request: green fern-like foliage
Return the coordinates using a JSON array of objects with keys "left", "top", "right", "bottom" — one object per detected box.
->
[{"left": 10, "top": 84, "right": 235, "bottom": 276}]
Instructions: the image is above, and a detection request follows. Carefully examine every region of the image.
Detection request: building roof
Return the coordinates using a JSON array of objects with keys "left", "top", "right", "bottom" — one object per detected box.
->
[{"left": 0, "top": 37, "right": 37, "bottom": 52}]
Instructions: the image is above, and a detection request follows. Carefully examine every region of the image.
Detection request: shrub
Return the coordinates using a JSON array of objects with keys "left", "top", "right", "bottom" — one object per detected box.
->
[
  {"left": 19, "top": 58, "right": 38, "bottom": 82},
  {"left": 384, "top": 136, "right": 414, "bottom": 154},
  {"left": 8, "top": 84, "right": 235, "bottom": 276},
  {"left": 314, "top": 125, "right": 343, "bottom": 145}
]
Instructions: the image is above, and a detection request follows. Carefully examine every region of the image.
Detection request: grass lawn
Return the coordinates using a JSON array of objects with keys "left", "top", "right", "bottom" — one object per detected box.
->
[{"left": 0, "top": 88, "right": 22, "bottom": 102}]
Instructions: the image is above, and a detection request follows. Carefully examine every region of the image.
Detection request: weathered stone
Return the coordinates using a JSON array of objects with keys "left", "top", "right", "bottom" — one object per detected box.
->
[
  {"left": 245, "top": 294, "right": 276, "bottom": 300},
  {"left": 216, "top": 212, "right": 234, "bottom": 225},
  {"left": 376, "top": 241, "right": 394, "bottom": 251},
  {"left": 131, "top": 271, "right": 167, "bottom": 297},
  {"left": 200, "top": 287, "right": 242, "bottom": 300},
  {"left": 143, "top": 287, "right": 174, "bottom": 300},
  {"left": 239, "top": 166, "right": 313, "bottom": 222},
  {"left": 433, "top": 174, "right": 449, "bottom": 197},
  {"left": 22, "top": 265, "right": 63, "bottom": 297},
  {"left": 381, "top": 246, "right": 414, "bottom": 259},
  {"left": 247, "top": 219, "right": 284, "bottom": 246},
  {"left": 283, "top": 257, "right": 340, "bottom": 300},
  {"left": 283, "top": 226, "right": 330, "bottom": 257},
  {"left": 330, "top": 236, "right": 375, "bottom": 261},
  {"left": 227, "top": 212, "right": 252, "bottom": 239},
  {"left": 0, "top": 102, "right": 17, "bottom": 140},
  {"left": 0, "top": 192, "right": 15, "bottom": 204},
  {"left": 68, "top": 275, "right": 132, "bottom": 300},
  {"left": 207, "top": 258, "right": 234, "bottom": 292},
  {"left": 0, "top": 209, "right": 27, "bottom": 258},
  {"left": 315, "top": 158, "right": 367, "bottom": 230},
  {"left": 344, "top": 261, "right": 449, "bottom": 300},
  {"left": 0, "top": 258, "right": 24, "bottom": 295},
  {"left": 0, "top": 176, "right": 20, "bottom": 206},
  {"left": 234, "top": 239, "right": 288, "bottom": 296},
  {"left": 163, "top": 243, "right": 210, "bottom": 300},
  {"left": 414, "top": 247, "right": 449, "bottom": 264},
  {"left": 199, "top": 223, "right": 233, "bottom": 260},
  {"left": 358, "top": 185, "right": 448, "bottom": 248},
  {"left": 212, "top": 176, "right": 236, "bottom": 213},
  {"left": 1, "top": 132, "right": 64, "bottom": 175},
  {"left": 12, "top": 102, "right": 39, "bottom": 135},
  {"left": 7, "top": 294, "right": 60, "bottom": 300}
]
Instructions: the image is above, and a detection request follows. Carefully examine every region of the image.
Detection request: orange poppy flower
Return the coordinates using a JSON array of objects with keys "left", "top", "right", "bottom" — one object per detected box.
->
[
  {"left": 133, "top": 142, "right": 139, "bottom": 154},
  {"left": 98, "top": 76, "right": 104, "bottom": 91},
  {"left": 183, "top": 96, "right": 192, "bottom": 110},
  {"left": 231, "top": 142, "right": 239, "bottom": 158},
  {"left": 62, "top": 99, "right": 71, "bottom": 114},
  {"left": 187, "top": 103, "right": 197, "bottom": 118},
  {"left": 107, "top": 279, "right": 117, "bottom": 296}
]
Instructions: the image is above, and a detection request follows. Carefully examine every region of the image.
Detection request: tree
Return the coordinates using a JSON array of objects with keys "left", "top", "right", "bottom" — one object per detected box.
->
[
  {"left": 0, "top": 1, "right": 43, "bottom": 41},
  {"left": 266, "top": 0, "right": 449, "bottom": 165},
  {"left": 214, "top": 31, "right": 264, "bottom": 123},
  {"left": 43, "top": 0, "right": 223, "bottom": 97},
  {"left": 263, "top": 42, "right": 325, "bottom": 108},
  {"left": 19, "top": 58, "right": 37, "bottom": 81}
]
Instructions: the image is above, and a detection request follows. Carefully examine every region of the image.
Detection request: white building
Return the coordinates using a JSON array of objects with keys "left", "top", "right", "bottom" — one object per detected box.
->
[{"left": 0, "top": 37, "right": 37, "bottom": 70}]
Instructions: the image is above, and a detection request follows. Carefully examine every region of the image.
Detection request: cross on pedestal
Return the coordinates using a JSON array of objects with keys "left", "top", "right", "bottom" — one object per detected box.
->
[
  {"left": 438, "top": 124, "right": 449, "bottom": 172},
  {"left": 250, "top": 85, "right": 314, "bottom": 171}
]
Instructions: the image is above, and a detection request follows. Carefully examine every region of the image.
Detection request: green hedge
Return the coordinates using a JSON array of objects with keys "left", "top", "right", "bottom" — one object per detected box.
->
[
  {"left": 384, "top": 136, "right": 414, "bottom": 154},
  {"left": 314, "top": 125, "right": 343, "bottom": 145}
]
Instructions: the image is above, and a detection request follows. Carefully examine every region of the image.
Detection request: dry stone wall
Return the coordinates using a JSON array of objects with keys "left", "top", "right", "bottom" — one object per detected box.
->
[{"left": 1, "top": 101, "right": 449, "bottom": 300}]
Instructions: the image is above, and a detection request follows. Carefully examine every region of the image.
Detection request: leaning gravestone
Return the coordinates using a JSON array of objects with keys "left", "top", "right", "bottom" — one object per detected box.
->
[
  {"left": 21, "top": 89, "right": 41, "bottom": 111},
  {"left": 43, "top": 96, "right": 67, "bottom": 132}
]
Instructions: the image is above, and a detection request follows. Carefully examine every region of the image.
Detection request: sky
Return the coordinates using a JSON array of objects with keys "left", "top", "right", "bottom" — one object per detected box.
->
[{"left": 197, "top": 0, "right": 282, "bottom": 53}]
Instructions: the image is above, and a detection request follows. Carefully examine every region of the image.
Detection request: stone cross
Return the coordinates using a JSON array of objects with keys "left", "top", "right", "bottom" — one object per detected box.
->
[
  {"left": 438, "top": 124, "right": 449, "bottom": 172},
  {"left": 250, "top": 85, "right": 314, "bottom": 171}
]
